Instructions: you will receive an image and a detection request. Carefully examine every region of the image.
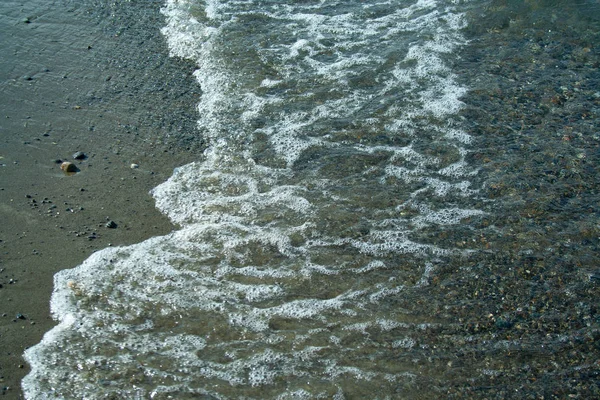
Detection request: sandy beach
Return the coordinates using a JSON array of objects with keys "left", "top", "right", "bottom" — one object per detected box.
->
[
  {"left": 0, "top": 1, "right": 203, "bottom": 397},
  {"left": 2, "top": 0, "right": 600, "bottom": 398}
]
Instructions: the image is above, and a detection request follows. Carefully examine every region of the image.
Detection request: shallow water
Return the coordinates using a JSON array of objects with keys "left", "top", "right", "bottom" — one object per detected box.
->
[{"left": 22, "top": 0, "right": 600, "bottom": 398}]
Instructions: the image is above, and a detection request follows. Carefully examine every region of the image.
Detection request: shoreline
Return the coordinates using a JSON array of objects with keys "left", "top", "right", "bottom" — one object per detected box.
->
[
  {"left": 0, "top": 1, "right": 203, "bottom": 398},
  {"left": 2, "top": 0, "right": 599, "bottom": 398}
]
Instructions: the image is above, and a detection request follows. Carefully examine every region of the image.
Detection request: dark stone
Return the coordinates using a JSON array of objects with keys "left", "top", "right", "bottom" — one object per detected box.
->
[
  {"left": 105, "top": 220, "right": 118, "bottom": 229},
  {"left": 494, "top": 318, "right": 513, "bottom": 329},
  {"left": 73, "top": 151, "right": 87, "bottom": 160}
]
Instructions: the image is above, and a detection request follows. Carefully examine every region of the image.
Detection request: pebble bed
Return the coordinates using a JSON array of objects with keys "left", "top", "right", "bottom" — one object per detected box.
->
[{"left": 403, "top": 1, "right": 600, "bottom": 397}]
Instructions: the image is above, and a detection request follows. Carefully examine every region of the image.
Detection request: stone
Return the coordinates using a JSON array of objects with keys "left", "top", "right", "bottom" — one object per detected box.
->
[
  {"left": 73, "top": 151, "right": 86, "bottom": 160},
  {"left": 60, "top": 162, "right": 79, "bottom": 173}
]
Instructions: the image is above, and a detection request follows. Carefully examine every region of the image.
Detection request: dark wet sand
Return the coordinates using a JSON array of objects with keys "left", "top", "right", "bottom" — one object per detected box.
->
[{"left": 0, "top": 1, "right": 203, "bottom": 398}]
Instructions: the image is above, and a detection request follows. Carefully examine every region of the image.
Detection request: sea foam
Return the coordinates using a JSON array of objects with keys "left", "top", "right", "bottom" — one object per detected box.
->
[{"left": 23, "top": 1, "right": 482, "bottom": 398}]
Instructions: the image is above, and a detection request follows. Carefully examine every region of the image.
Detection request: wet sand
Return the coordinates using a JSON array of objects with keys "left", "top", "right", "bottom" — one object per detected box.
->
[{"left": 0, "top": 1, "right": 203, "bottom": 398}]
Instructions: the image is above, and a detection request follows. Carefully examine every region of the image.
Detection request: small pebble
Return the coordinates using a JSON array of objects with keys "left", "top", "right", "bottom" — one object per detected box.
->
[
  {"left": 130, "top": 163, "right": 139, "bottom": 169},
  {"left": 61, "top": 162, "right": 78, "bottom": 173},
  {"left": 73, "top": 151, "right": 86, "bottom": 160},
  {"left": 105, "top": 220, "right": 117, "bottom": 229}
]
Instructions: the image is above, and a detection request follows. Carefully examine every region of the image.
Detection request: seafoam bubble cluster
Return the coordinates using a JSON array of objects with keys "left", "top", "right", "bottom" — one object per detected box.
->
[{"left": 23, "top": 0, "right": 482, "bottom": 398}]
